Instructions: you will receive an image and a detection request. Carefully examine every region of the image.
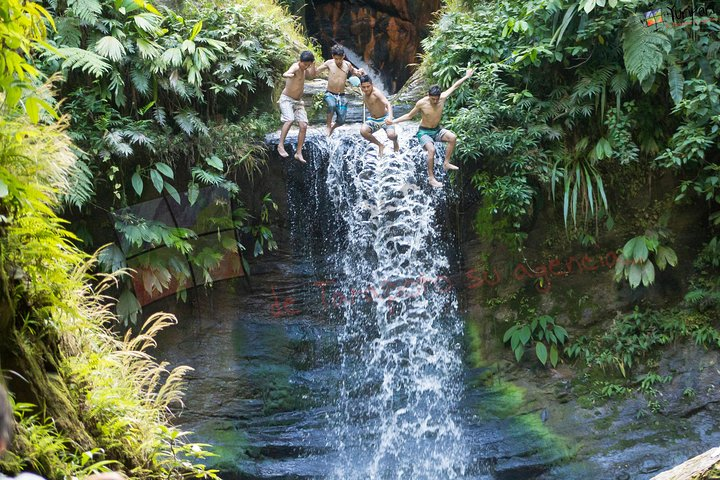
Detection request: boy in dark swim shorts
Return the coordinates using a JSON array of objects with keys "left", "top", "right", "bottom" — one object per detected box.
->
[{"left": 359, "top": 75, "right": 398, "bottom": 157}]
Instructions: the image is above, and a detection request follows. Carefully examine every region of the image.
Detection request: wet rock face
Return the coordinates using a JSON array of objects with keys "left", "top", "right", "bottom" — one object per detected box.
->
[{"left": 306, "top": 0, "right": 441, "bottom": 93}]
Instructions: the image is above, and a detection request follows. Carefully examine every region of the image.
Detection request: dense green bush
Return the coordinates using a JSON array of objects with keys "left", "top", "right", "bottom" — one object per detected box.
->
[{"left": 423, "top": 0, "right": 719, "bottom": 257}]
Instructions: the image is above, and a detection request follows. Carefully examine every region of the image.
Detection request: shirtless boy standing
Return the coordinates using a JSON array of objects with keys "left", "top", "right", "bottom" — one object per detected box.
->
[
  {"left": 390, "top": 69, "right": 474, "bottom": 187},
  {"left": 277, "top": 50, "right": 316, "bottom": 163},
  {"left": 315, "top": 44, "right": 364, "bottom": 136},
  {"left": 359, "top": 75, "right": 398, "bottom": 157}
]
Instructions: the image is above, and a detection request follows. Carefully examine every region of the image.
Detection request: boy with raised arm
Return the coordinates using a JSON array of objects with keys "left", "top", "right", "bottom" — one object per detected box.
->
[
  {"left": 277, "top": 50, "right": 316, "bottom": 163},
  {"left": 315, "top": 44, "right": 364, "bottom": 136},
  {"left": 389, "top": 68, "right": 474, "bottom": 187},
  {"left": 359, "top": 75, "right": 399, "bottom": 157}
]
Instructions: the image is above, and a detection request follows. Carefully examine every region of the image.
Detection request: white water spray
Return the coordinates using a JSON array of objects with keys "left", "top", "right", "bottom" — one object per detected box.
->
[{"left": 324, "top": 128, "right": 467, "bottom": 479}]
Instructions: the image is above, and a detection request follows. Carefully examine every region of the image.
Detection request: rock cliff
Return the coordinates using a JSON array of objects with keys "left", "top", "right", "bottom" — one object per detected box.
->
[{"left": 305, "top": 0, "right": 441, "bottom": 92}]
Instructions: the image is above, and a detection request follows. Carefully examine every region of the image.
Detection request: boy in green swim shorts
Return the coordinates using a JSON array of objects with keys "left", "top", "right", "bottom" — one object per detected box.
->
[
  {"left": 389, "top": 68, "right": 474, "bottom": 187},
  {"left": 359, "top": 75, "right": 398, "bottom": 157}
]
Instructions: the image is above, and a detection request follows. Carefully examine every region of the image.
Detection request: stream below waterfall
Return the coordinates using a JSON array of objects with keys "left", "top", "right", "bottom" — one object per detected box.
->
[{"left": 150, "top": 112, "right": 720, "bottom": 479}]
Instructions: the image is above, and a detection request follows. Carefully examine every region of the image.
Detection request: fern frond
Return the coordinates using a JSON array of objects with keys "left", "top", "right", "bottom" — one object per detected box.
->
[
  {"left": 622, "top": 18, "right": 670, "bottom": 83},
  {"left": 59, "top": 47, "right": 111, "bottom": 78},
  {"left": 61, "top": 157, "right": 94, "bottom": 210},
  {"left": 130, "top": 66, "right": 151, "bottom": 95},
  {"left": 67, "top": 0, "right": 102, "bottom": 24},
  {"left": 94, "top": 35, "right": 126, "bottom": 61},
  {"left": 174, "top": 109, "right": 208, "bottom": 136}
]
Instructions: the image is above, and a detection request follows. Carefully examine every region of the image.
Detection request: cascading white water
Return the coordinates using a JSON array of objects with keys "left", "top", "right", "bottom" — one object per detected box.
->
[
  {"left": 324, "top": 128, "right": 468, "bottom": 479},
  {"left": 342, "top": 47, "right": 388, "bottom": 95}
]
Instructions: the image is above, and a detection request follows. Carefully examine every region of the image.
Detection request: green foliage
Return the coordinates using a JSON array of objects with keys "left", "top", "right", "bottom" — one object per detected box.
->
[
  {"left": 0, "top": 0, "right": 57, "bottom": 121},
  {"left": 423, "top": 0, "right": 720, "bottom": 251},
  {"left": 566, "top": 307, "right": 720, "bottom": 377},
  {"left": 551, "top": 142, "right": 608, "bottom": 234},
  {"left": 0, "top": 109, "right": 217, "bottom": 478},
  {"left": 503, "top": 314, "right": 568, "bottom": 367},
  {"left": 614, "top": 223, "right": 678, "bottom": 288}
]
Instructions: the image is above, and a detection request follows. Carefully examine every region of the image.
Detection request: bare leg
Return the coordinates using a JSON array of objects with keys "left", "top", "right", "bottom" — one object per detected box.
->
[
  {"left": 388, "top": 129, "right": 399, "bottom": 152},
  {"left": 278, "top": 121, "right": 292, "bottom": 158},
  {"left": 325, "top": 111, "right": 333, "bottom": 136},
  {"left": 426, "top": 143, "right": 442, "bottom": 188},
  {"left": 442, "top": 131, "right": 459, "bottom": 171},
  {"left": 361, "top": 125, "right": 384, "bottom": 157},
  {"left": 294, "top": 122, "right": 308, "bottom": 163}
]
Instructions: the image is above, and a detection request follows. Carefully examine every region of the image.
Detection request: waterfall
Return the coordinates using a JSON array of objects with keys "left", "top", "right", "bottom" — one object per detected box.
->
[
  {"left": 317, "top": 127, "right": 468, "bottom": 479},
  {"left": 342, "top": 47, "right": 388, "bottom": 95}
]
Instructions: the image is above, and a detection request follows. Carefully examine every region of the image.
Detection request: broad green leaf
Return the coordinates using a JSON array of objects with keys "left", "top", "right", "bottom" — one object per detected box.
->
[
  {"left": 155, "top": 163, "right": 174, "bottom": 178},
  {"left": 550, "top": 345, "right": 559, "bottom": 367},
  {"left": 519, "top": 325, "right": 531, "bottom": 345},
  {"left": 503, "top": 325, "right": 518, "bottom": 343},
  {"left": 205, "top": 155, "right": 223, "bottom": 171},
  {"left": 511, "top": 332, "right": 520, "bottom": 351},
  {"left": 632, "top": 237, "right": 649, "bottom": 261},
  {"left": 622, "top": 237, "right": 637, "bottom": 259},
  {"left": 641, "top": 261, "right": 655, "bottom": 286},
  {"left": 187, "top": 182, "right": 200, "bottom": 206},
  {"left": 164, "top": 182, "right": 181, "bottom": 204},
  {"left": 150, "top": 169, "right": 164, "bottom": 193},
  {"left": 628, "top": 263, "right": 642, "bottom": 288},
  {"left": 189, "top": 20, "right": 203, "bottom": 41},
  {"left": 536, "top": 342, "right": 548, "bottom": 365},
  {"left": 515, "top": 346, "right": 524, "bottom": 362},
  {"left": 656, "top": 246, "right": 678, "bottom": 269},
  {"left": 131, "top": 172, "right": 143, "bottom": 196}
]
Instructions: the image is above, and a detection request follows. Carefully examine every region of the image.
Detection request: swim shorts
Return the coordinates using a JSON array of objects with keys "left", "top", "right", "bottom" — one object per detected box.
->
[
  {"left": 324, "top": 91, "right": 348, "bottom": 125},
  {"left": 365, "top": 115, "right": 396, "bottom": 134},
  {"left": 278, "top": 94, "right": 308, "bottom": 123},
  {"left": 416, "top": 126, "right": 448, "bottom": 146}
]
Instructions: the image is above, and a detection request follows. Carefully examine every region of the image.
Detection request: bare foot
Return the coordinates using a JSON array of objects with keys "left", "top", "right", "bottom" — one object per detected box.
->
[
  {"left": 443, "top": 162, "right": 459, "bottom": 171},
  {"left": 378, "top": 144, "right": 385, "bottom": 157},
  {"left": 325, "top": 126, "right": 332, "bottom": 137},
  {"left": 429, "top": 177, "right": 443, "bottom": 188},
  {"left": 294, "top": 152, "right": 307, "bottom": 164},
  {"left": 278, "top": 144, "right": 289, "bottom": 158},
  {"left": 393, "top": 140, "right": 399, "bottom": 152}
]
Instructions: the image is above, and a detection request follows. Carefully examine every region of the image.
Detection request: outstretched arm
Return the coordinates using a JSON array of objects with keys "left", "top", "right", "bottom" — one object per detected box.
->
[
  {"left": 388, "top": 102, "right": 420, "bottom": 124},
  {"left": 441, "top": 68, "right": 474, "bottom": 99},
  {"left": 347, "top": 62, "right": 365, "bottom": 77},
  {"left": 282, "top": 63, "right": 299, "bottom": 78},
  {"left": 315, "top": 61, "right": 330, "bottom": 75}
]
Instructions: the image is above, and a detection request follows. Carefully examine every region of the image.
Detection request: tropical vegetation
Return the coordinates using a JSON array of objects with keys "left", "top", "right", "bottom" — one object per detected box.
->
[
  {"left": 421, "top": 0, "right": 720, "bottom": 408},
  {"left": 0, "top": 0, "right": 311, "bottom": 477}
]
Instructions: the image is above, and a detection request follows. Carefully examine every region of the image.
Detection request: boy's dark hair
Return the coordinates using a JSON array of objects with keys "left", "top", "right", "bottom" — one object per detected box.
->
[
  {"left": 0, "top": 385, "right": 14, "bottom": 448},
  {"left": 429, "top": 85, "right": 441, "bottom": 96},
  {"left": 299, "top": 50, "right": 315, "bottom": 62},
  {"left": 359, "top": 75, "right": 372, "bottom": 84},
  {"left": 331, "top": 44, "right": 345, "bottom": 56}
]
